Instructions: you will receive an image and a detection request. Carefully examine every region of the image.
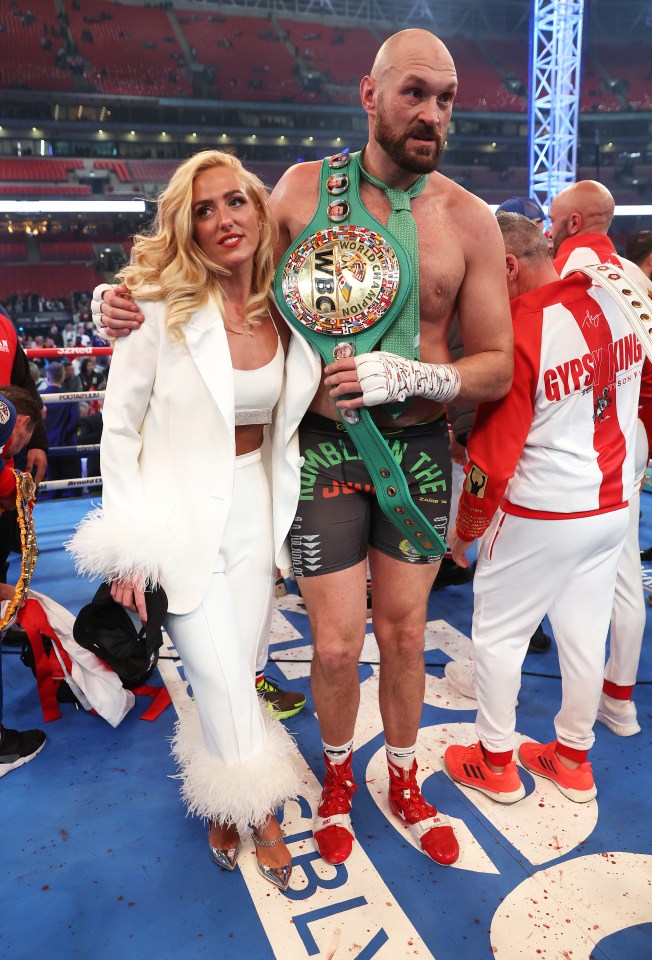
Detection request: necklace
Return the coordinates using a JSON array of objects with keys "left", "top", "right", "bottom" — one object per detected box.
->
[{"left": 224, "top": 305, "right": 270, "bottom": 335}]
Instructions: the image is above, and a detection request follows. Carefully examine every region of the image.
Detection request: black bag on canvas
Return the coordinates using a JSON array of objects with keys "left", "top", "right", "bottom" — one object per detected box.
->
[{"left": 73, "top": 581, "right": 168, "bottom": 689}]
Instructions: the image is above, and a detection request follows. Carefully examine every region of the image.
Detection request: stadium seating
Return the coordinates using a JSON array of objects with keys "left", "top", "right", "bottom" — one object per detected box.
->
[
  {"left": 177, "top": 11, "right": 303, "bottom": 102},
  {"left": 0, "top": 184, "right": 92, "bottom": 195},
  {"left": 277, "top": 21, "right": 379, "bottom": 87},
  {"left": 0, "top": 158, "right": 84, "bottom": 183},
  {"left": 598, "top": 44, "right": 652, "bottom": 112},
  {"left": 65, "top": 0, "right": 192, "bottom": 98},
  {"left": 0, "top": 263, "right": 105, "bottom": 300},
  {"left": 0, "top": 0, "right": 75, "bottom": 92},
  {"left": 445, "top": 38, "right": 525, "bottom": 112},
  {"left": 40, "top": 241, "right": 97, "bottom": 261},
  {"left": 0, "top": 240, "right": 28, "bottom": 262},
  {"left": 127, "top": 159, "right": 179, "bottom": 188},
  {"left": 93, "top": 159, "right": 131, "bottom": 184}
]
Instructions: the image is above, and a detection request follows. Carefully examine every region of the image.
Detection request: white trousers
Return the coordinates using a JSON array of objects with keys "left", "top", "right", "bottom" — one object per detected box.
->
[
  {"left": 473, "top": 508, "right": 628, "bottom": 755},
  {"left": 606, "top": 420, "right": 649, "bottom": 690},
  {"left": 168, "top": 450, "right": 298, "bottom": 834},
  {"left": 606, "top": 487, "right": 646, "bottom": 689}
]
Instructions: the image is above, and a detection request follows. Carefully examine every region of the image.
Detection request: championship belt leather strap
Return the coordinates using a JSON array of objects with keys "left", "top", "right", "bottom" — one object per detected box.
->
[
  {"left": 569, "top": 264, "right": 652, "bottom": 362},
  {"left": 274, "top": 152, "right": 446, "bottom": 558}
]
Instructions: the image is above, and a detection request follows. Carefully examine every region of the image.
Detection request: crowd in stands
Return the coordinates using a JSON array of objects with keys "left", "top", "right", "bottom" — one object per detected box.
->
[
  {"left": 1, "top": 290, "right": 94, "bottom": 322},
  {"left": 0, "top": 3, "right": 649, "bottom": 113},
  {"left": 23, "top": 317, "right": 110, "bottom": 495}
]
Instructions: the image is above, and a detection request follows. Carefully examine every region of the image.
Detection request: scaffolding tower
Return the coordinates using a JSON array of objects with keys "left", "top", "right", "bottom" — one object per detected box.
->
[{"left": 528, "top": 0, "right": 585, "bottom": 211}]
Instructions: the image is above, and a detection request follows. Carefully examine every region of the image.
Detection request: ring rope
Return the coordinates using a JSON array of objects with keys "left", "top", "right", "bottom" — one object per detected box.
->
[
  {"left": 37, "top": 476, "right": 102, "bottom": 492},
  {"left": 38, "top": 390, "right": 106, "bottom": 404},
  {"left": 25, "top": 347, "right": 113, "bottom": 359},
  {"left": 44, "top": 444, "right": 101, "bottom": 456}
]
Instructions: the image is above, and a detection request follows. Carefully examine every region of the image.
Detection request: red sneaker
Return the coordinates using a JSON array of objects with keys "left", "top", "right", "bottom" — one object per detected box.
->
[
  {"left": 518, "top": 740, "right": 597, "bottom": 803},
  {"left": 387, "top": 759, "right": 459, "bottom": 866},
  {"left": 444, "top": 741, "right": 525, "bottom": 804},
  {"left": 313, "top": 753, "right": 358, "bottom": 864}
]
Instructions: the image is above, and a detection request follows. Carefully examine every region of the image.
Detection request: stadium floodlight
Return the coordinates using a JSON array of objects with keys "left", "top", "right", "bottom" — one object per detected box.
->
[
  {"left": 0, "top": 200, "right": 148, "bottom": 214},
  {"left": 488, "top": 203, "right": 652, "bottom": 217},
  {"left": 613, "top": 206, "right": 652, "bottom": 217}
]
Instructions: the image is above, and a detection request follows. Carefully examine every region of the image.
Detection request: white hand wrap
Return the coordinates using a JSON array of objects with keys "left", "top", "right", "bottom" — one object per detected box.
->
[
  {"left": 91, "top": 282, "right": 115, "bottom": 331},
  {"left": 353, "top": 352, "right": 462, "bottom": 407}
]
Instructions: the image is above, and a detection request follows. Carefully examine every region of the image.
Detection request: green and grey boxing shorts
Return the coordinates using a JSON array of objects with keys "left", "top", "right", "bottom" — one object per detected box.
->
[{"left": 290, "top": 412, "right": 452, "bottom": 577}]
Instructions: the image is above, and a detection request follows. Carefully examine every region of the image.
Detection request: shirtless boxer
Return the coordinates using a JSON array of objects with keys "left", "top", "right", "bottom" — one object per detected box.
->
[{"left": 93, "top": 29, "right": 513, "bottom": 868}]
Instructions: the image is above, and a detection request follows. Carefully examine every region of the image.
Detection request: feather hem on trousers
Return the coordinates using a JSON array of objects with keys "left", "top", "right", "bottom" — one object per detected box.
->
[{"left": 170, "top": 702, "right": 302, "bottom": 836}]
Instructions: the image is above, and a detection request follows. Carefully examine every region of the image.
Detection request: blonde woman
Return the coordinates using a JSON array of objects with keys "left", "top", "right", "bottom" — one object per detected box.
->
[{"left": 68, "top": 151, "right": 318, "bottom": 891}]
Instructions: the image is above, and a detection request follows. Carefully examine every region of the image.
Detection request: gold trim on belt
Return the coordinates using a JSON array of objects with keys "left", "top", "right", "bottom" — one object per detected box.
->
[{"left": 0, "top": 470, "right": 38, "bottom": 631}]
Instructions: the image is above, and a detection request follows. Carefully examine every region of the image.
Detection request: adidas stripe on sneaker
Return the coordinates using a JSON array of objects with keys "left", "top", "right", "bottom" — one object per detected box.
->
[
  {"left": 444, "top": 741, "right": 525, "bottom": 804},
  {"left": 517, "top": 740, "right": 596, "bottom": 803}
]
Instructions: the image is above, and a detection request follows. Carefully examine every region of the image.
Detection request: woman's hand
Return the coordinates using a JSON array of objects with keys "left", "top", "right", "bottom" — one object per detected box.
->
[{"left": 110, "top": 578, "right": 148, "bottom": 623}]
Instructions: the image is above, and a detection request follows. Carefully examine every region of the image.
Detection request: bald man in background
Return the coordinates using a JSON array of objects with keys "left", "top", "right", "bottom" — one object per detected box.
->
[
  {"left": 549, "top": 179, "right": 651, "bottom": 737},
  {"left": 549, "top": 179, "right": 651, "bottom": 289}
]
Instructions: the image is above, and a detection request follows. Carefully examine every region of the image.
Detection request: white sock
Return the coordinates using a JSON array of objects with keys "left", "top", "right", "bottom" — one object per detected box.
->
[
  {"left": 385, "top": 742, "right": 417, "bottom": 770},
  {"left": 322, "top": 738, "right": 354, "bottom": 765}
]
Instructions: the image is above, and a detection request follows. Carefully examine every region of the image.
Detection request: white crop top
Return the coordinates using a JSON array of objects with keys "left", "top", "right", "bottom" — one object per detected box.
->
[{"left": 233, "top": 336, "right": 284, "bottom": 426}]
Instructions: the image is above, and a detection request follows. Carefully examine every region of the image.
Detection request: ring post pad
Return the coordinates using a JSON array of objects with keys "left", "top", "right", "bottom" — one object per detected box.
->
[{"left": 273, "top": 152, "right": 446, "bottom": 558}]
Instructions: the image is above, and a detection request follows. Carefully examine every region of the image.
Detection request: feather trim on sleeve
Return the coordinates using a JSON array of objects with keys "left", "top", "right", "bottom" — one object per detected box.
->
[{"left": 65, "top": 506, "right": 173, "bottom": 590}]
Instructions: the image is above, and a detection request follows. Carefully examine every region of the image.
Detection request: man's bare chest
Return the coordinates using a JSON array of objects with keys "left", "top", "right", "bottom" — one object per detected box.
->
[{"left": 286, "top": 183, "right": 465, "bottom": 336}]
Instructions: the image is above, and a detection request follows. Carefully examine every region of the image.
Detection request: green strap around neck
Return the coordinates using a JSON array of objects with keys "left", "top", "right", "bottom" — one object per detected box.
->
[{"left": 358, "top": 157, "right": 427, "bottom": 360}]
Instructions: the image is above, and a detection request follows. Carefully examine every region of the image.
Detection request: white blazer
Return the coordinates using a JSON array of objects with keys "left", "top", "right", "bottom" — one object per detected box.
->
[{"left": 68, "top": 297, "right": 321, "bottom": 614}]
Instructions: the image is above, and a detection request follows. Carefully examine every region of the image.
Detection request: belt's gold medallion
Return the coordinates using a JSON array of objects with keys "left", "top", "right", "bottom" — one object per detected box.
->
[{"left": 280, "top": 225, "right": 401, "bottom": 337}]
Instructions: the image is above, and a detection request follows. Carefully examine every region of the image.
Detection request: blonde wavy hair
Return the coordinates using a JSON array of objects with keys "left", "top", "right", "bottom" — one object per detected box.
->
[{"left": 118, "top": 150, "right": 275, "bottom": 340}]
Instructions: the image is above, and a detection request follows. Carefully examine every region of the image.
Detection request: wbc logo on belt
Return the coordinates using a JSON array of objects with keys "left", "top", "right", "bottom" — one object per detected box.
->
[{"left": 281, "top": 224, "right": 401, "bottom": 337}]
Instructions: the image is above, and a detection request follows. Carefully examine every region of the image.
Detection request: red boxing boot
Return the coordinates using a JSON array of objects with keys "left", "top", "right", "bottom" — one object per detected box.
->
[
  {"left": 388, "top": 758, "right": 459, "bottom": 866},
  {"left": 313, "top": 753, "right": 358, "bottom": 865}
]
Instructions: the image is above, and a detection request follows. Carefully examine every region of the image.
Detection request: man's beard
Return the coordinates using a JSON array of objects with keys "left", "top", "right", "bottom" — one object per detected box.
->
[
  {"left": 552, "top": 216, "right": 571, "bottom": 256},
  {"left": 375, "top": 109, "right": 446, "bottom": 174}
]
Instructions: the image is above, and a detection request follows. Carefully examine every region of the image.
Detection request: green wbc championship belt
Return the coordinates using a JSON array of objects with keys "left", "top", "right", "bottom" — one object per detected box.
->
[{"left": 274, "top": 151, "right": 446, "bottom": 559}]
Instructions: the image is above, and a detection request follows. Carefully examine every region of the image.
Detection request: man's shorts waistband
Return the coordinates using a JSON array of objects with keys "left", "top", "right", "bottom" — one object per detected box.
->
[{"left": 301, "top": 410, "right": 446, "bottom": 437}]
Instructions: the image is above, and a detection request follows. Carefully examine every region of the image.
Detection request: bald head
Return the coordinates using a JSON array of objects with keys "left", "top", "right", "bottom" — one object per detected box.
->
[
  {"left": 371, "top": 30, "right": 455, "bottom": 84},
  {"left": 548, "top": 180, "right": 615, "bottom": 255}
]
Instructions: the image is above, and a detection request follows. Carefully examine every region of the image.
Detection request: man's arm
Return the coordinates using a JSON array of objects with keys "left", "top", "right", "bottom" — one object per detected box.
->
[
  {"left": 91, "top": 282, "right": 144, "bottom": 339},
  {"left": 326, "top": 198, "right": 513, "bottom": 410},
  {"left": 449, "top": 201, "right": 513, "bottom": 403},
  {"left": 450, "top": 316, "right": 536, "bottom": 566},
  {"left": 9, "top": 345, "right": 48, "bottom": 482},
  {"left": 268, "top": 161, "right": 321, "bottom": 267}
]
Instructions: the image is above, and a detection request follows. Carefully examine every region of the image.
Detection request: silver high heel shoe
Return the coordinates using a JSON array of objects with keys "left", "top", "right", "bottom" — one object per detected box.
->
[
  {"left": 209, "top": 843, "right": 241, "bottom": 871},
  {"left": 251, "top": 829, "right": 292, "bottom": 891},
  {"left": 208, "top": 824, "right": 241, "bottom": 872}
]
